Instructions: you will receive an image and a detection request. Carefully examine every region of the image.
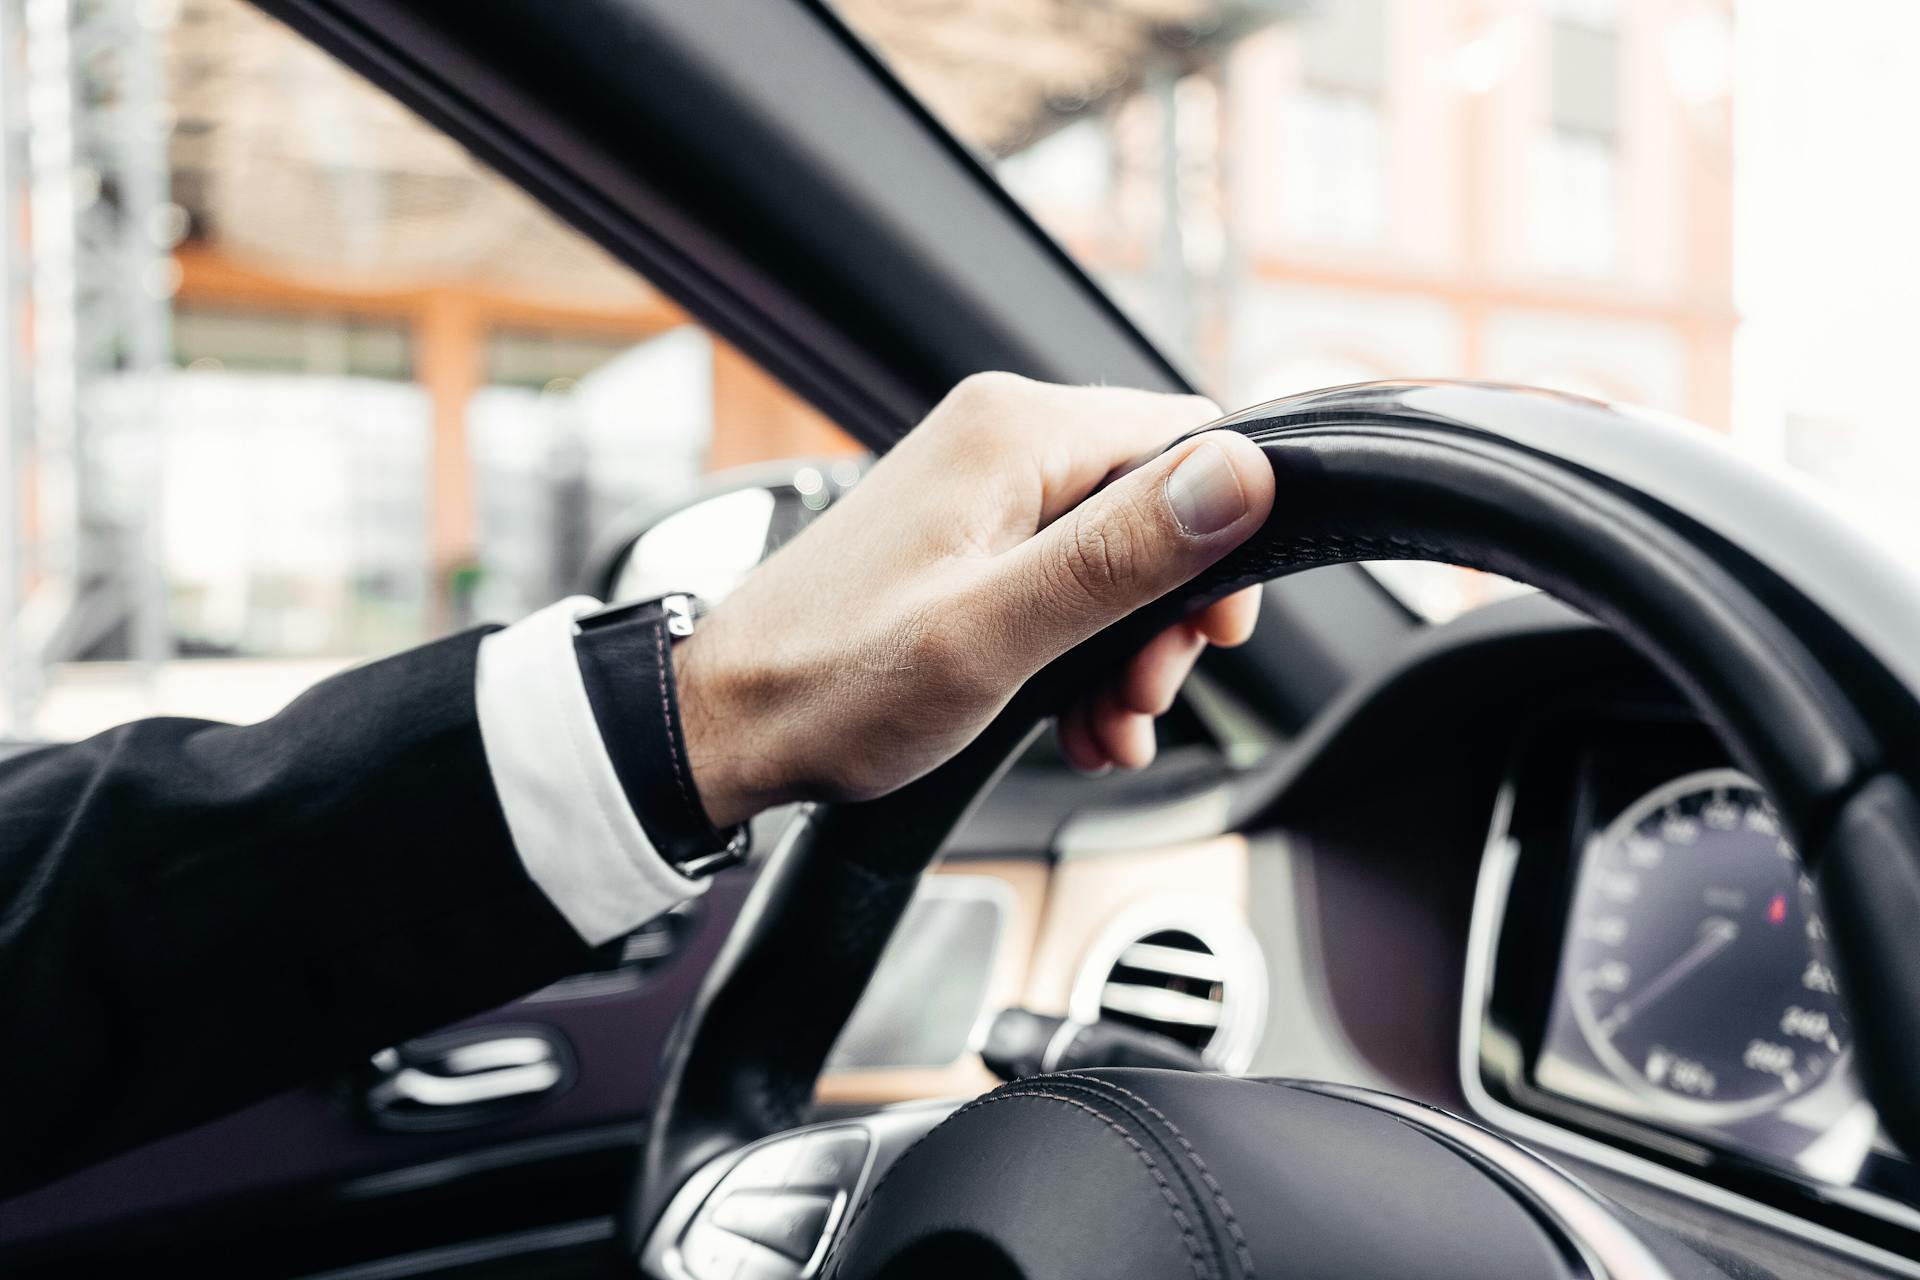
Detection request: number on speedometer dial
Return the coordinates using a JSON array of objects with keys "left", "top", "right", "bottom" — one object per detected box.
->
[{"left": 1563, "top": 768, "right": 1851, "bottom": 1124}]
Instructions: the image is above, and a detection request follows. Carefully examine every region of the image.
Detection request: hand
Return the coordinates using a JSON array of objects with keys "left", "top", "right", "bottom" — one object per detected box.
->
[{"left": 673, "top": 372, "right": 1277, "bottom": 827}]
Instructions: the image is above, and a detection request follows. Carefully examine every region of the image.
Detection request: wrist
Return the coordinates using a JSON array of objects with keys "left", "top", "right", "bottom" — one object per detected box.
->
[{"left": 672, "top": 627, "right": 787, "bottom": 829}]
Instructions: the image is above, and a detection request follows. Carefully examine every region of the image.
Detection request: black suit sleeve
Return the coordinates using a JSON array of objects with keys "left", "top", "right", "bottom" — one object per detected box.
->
[{"left": 0, "top": 628, "right": 596, "bottom": 1197}]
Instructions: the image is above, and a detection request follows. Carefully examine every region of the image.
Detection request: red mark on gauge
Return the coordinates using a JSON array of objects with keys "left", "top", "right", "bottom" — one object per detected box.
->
[{"left": 1766, "top": 892, "right": 1788, "bottom": 926}]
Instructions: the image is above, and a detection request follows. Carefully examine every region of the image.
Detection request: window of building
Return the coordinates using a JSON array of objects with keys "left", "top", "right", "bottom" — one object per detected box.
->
[
  {"left": 484, "top": 330, "right": 637, "bottom": 392},
  {"left": 1551, "top": 19, "right": 1622, "bottom": 136},
  {"left": 1533, "top": 9, "right": 1624, "bottom": 275},
  {"left": 1279, "top": 91, "right": 1386, "bottom": 245},
  {"left": 175, "top": 308, "right": 412, "bottom": 379},
  {"left": 1280, "top": 0, "right": 1388, "bottom": 246},
  {"left": 1301, "top": 0, "right": 1387, "bottom": 96}
]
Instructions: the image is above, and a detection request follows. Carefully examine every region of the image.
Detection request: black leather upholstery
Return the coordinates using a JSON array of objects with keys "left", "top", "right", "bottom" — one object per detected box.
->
[
  {"left": 827, "top": 1070, "right": 1590, "bottom": 1280},
  {"left": 631, "top": 383, "right": 1920, "bottom": 1258}
]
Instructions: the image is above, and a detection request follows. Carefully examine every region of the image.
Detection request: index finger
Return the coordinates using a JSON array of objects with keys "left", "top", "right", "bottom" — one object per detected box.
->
[{"left": 1021, "top": 382, "right": 1225, "bottom": 526}]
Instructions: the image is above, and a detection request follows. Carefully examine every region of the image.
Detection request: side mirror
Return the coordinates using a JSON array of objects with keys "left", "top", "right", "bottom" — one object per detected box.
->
[{"left": 587, "top": 458, "right": 867, "bottom": 605}]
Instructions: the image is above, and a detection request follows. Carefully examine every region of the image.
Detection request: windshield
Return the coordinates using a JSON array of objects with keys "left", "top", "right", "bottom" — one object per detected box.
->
[{"left": 831, "top": 0, "right": 1917, "bottom": 621}]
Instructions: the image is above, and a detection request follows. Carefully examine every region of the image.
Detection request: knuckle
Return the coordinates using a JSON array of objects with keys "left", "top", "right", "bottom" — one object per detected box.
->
[
  {"left": 949, "top": 370, "right": 1028, "bottom": 413},
  {"left": 901, "top": 615, "right": 963, "bottom": 679},
  {"left": 1064, "top": 507, "right": 1140, "bottom": 599},
  {"left": 931, "top": 372, "right": 1035, "bottom": 458},
  {"left": 886, "top": 595, "right": 993, "bottom": 704}
]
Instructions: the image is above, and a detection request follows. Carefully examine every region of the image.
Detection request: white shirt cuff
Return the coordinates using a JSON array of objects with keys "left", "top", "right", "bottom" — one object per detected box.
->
[{"left": 474, "top": 595, "right": 707, "bottom": 946}]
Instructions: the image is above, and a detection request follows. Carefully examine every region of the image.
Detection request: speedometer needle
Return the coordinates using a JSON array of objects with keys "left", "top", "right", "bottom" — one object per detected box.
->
[{"left": 1597, "top": 917, "right": 1739, "bottom": 1037}]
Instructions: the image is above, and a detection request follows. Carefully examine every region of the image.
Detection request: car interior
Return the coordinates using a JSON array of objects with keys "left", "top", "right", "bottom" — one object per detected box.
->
[{"left": 1, "top": 1, "right": 1916, "bottom": 1278}]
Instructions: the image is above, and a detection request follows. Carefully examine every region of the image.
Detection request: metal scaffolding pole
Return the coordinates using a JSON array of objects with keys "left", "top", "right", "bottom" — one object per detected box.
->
[
  {"left": 100, "top": 0, "right": 176, "bottom": 673},
  {"left": 6, "top": 0, "right": 174, "bottom": 733},
  {"left": 17, "top": 0, "right": 82, "bottom": 727},
  {"left": 0, "top": 0, "right": 30, "bottom": 733}
]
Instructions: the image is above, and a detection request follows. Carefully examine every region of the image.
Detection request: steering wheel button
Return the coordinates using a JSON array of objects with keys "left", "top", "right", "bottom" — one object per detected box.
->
[
  {"left": 786, "top": 1129, "right": 868, "bottom": 1191},
  {"left": 716, "top": 1138, "right": 801, "bottom": 1194},
  {"left": 676, "top": 1221, "right": 751, "bottom": 1280},
  {"left": 712, "top": 1189, "right": 834, "bottom": 1261}
]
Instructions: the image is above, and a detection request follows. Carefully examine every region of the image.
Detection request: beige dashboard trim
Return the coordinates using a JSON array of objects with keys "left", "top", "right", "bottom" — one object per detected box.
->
[
  {"left": 815, "top": 858, "right": 1045, "bottom": 1105},
  {"left": 1024, "top": 835, "right": 1249, "bottom": 1013},
  {"left": 817, "top": 836, "right": 1250, "bottom": 1106}
]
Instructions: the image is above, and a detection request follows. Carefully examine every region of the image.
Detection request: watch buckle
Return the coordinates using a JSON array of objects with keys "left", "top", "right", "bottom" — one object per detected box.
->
[
  {"left": 661, "top": 593, "right": 699, "bottom": 639},
  {"left": 674, "top": 824, "right": 751, "bottom": 879}
]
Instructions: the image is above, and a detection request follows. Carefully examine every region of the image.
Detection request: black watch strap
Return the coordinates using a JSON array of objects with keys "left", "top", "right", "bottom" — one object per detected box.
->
[{"left": 573, "top": 595, "right": 750, "bottom": 879}]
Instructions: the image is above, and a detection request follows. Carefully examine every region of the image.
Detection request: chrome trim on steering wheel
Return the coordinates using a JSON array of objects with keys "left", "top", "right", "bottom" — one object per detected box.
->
[{"left": 638, "top": 1101, "right": 958, "bottom": 1280}]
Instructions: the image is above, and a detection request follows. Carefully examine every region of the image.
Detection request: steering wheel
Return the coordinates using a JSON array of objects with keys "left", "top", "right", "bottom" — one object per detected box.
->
[{"left": 625, "top": 381, "right": 1920, "bottom": 1280}]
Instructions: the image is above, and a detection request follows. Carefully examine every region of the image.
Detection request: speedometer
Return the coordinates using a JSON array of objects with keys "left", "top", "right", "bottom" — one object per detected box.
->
[{"left": 1562, "top": 768, "right": 1851, "bottom": 1124}]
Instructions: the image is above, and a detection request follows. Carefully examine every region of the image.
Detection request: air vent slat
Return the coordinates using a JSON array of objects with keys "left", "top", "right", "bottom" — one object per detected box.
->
[
  {"left": 1075, "top": 917, "right": 1264, "bottom": 1070},
  {"left": 1117, "top": 941, "right": 1226, "bottom": 983},
  {"left": 1100, "top": 981, "right": 1224, "bottom": 1027}
]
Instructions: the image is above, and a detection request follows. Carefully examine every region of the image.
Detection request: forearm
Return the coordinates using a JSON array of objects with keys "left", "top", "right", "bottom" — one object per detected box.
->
[{"left": 0, "top": 630, "right": 593, "bottom": 1196}]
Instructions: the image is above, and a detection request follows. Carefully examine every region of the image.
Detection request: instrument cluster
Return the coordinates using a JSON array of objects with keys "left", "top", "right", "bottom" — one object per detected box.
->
[
  {"left": 1541, "top": 768, "right": 1856, "bottom": 1153},
  {"left": 1466, "top": 712, "right": 1919, "bottom": 1258}
]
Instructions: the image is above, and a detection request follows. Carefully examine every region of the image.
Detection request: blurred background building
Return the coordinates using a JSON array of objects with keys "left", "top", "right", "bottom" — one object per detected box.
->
[
  {"left": 858, "top": 0, "right": 1734, "bottom": 427},
  {"left": 0, "top": 0, "right": 859, "bottom": 735},
  {"left": 0, "top": 0, "right": 1914, "bottom": 740},
  {"left": 848, "top": 0, "right": 1736, "bottom": 615}
]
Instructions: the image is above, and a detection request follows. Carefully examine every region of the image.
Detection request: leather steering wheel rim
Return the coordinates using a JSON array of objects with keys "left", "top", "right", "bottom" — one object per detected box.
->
[{"left": 627, "top": 380, "right": 1920, "bottom": 1260}]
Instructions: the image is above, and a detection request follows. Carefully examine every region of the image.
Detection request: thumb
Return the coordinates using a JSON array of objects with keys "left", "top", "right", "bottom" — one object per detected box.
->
[{"left": 996, "top": 430, "right": 1275, "bottom": 671}]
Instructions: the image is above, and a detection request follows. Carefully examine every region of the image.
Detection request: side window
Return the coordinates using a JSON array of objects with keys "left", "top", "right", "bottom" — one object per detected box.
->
[{"left": 0, "top": 0, "right": 859, "bottom": 741}]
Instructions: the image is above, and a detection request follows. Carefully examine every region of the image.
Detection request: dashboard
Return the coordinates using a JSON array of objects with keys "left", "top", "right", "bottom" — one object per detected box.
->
[
  {"left": 805, "top": 598, "right": 1920, "bottom": 1278},
  {"left": 1464, "top": 710, "right": 1920, "bottom": 1263}
]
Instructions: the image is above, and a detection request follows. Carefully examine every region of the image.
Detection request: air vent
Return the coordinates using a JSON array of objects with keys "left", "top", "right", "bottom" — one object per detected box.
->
[
  {"left": 1070, "top": 907, "right": 1268, "bottom": 1073},
  {"left": 1099, "top": 929, "right": 1226, "bottom": 1054}
]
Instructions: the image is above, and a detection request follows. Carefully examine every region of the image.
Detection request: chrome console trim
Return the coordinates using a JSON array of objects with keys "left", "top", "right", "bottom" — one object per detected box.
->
[{"left": 1301, "top": 1081, "right": 1676, "bottom": 1280}]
